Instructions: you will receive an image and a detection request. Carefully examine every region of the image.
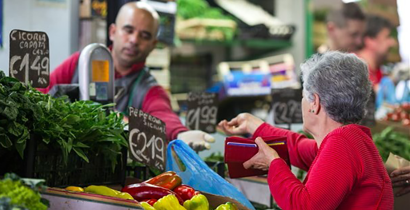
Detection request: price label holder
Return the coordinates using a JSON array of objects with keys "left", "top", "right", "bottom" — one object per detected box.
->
[
  {"left": 9, "top": 29, "right": 50, "bottom": 88},
  {"left": 271, "top": 88, "right": 303, "bottom": 130},
  {"left": 361, "top": 90, "right": 376, "bottom": 126},
  {"left": 186, "top": 92, "right": 218, "bottom": 133},
  {"left": 128, "top": 107, "right": 167, "bottom": 172}
]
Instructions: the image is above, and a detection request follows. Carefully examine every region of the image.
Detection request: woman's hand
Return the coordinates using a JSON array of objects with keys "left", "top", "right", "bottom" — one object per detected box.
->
[
  {"left": 391, "top": 166, "right": 410, "bottom": 197},
  {"left": 217, "top": 113, "right": 263, "bottom": 136},
  {"left": 243, "top": 137, "right": 280, "bottom": 171}
]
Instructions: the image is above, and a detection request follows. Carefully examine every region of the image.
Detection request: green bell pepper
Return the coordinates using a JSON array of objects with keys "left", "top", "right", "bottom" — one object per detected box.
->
[
  {"left": 215, "top": 202, "right": 238, "bottom": 210},
  {"left": 183, "top": 194, "right": 209, "bottom": 210}
]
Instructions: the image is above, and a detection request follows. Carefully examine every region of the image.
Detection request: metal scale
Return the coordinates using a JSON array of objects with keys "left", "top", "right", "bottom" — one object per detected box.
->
[{"left": 78, "top": 43, "right": 115, "bottom": 105}]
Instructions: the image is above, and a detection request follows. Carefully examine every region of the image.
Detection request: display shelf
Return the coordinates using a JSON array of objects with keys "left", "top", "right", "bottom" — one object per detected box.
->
[{"left": 181, "top": 38, "right": 292, "bottom": 51}]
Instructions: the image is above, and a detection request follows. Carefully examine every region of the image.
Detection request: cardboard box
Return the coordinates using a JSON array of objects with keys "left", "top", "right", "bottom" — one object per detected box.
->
[{"left": 80, "top": 0, "right": 92, "bottom": 19}]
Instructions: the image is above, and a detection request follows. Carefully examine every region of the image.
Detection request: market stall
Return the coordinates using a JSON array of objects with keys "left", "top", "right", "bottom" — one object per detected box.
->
[{"left": 1, "top": 0, "right": 409, "bottom": 210}]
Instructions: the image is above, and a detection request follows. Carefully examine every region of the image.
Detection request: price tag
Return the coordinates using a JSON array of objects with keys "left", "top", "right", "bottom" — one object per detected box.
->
[
  {"left": 186, "top": 92, "right": 218, "bottom": 133},
  {"left": 271, "top": 88, "right": 303, "bottom": 124},
  {"left": 361, "top": 90, "right": 376, "bottom": 126},
  {"left": 128, "top": 107, "right": 167, "bottom": 171},
  {"left": 9, "top": 29, "right": 50, "bottom": 88}
]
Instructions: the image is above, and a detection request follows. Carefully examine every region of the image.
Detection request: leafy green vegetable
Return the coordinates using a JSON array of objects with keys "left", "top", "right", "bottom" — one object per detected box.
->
[
  {"left": 373, "top": 127, "right": 410, "bottom": 162},
  {"left": 0, "top": 71, "right": 127, "bottom": 171},
  {"left": 0, "top": 173, "right": 48, "bottom": 210}
]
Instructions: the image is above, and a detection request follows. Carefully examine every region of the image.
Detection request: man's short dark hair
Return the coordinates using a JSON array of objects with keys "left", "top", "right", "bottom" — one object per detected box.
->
[
  {"left": 364, "top": 15, "right": 392, "bottom": 38},
  {"left": 326, "top": 3, "right": 365, "bottom": 27}
]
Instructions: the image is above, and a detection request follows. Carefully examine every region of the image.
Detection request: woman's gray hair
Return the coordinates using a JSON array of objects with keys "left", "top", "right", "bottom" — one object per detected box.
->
[{"left": 301, "top": 51, "right": 372, "bottom": 124}]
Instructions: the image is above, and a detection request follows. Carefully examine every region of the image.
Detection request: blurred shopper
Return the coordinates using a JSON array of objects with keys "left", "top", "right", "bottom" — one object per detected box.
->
[
  {"left": 318, "top": 2, "right": 366, "bottom": 53},
  {"left": 38, "top": 2, "right": 214, "bottom": 150},
  {"left": 219, "top": 51, "right": 393, "bottom": 210},
  {"left": 356, "top": 15, "right": 396, "bottom": 91}
]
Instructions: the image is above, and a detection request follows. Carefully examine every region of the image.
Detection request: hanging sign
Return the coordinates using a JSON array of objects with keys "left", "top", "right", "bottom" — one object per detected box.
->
[
  {"left": 9, "top": 29, "right": 50, "bottom": 88},
  {"left": 128, "top": 107, "right": 167, "bottom": 171},
  {"left": 186, "top": 92, "right": 218, "bottom": 133},
  {"left": 271, "top": 88, "right": 303, "bottom": 124}
]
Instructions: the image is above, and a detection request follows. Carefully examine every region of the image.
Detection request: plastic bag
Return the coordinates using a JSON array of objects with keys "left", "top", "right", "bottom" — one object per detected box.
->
[{"left": 166, "top": 140, "right": 255, "bottom": 210}]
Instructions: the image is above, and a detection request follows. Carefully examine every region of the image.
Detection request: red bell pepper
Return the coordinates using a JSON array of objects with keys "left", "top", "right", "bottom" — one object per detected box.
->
[
  {"left": 142, "top": 198, "right": 157, "bottom": 205},
  {"left": 122, "top": 182, "right": 184, "bottom": 205},
  {"left": 173, "top": 184, "right": 200, "bottom": 201},
  {"left": 144, "top": 171, "right": 182, "bottom": 190}
]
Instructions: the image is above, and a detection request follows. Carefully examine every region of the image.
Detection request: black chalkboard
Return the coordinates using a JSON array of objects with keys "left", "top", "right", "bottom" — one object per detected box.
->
[
  {"left": 361, "top": 90, "right": 376, "bottom": 126},
  {"left": 186, "top": 92, "right": 218, "bottom": 133},
  {"left": 271, "top": 88, "right": 303, "bottom": 124},
  {"left": 128, "top": 107, "right": 167, "bottom": 171},
  {"left": 9, "top": 29, "right": 50, "bottom": 88}
]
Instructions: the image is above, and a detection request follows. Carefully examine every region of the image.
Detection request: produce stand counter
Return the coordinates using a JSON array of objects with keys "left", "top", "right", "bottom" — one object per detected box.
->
[
  {"left": 40, "top": 187, "right": 143, "bottom": 210},
  {"left": 40, "top": 186, "right": 251, "bottom": 210}
]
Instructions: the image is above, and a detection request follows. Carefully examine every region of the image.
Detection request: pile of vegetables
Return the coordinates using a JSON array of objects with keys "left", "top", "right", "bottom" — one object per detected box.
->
[
  {"left": 66, "top": 171, "right": 238, "bottom": 210},
  {"left": 176, "top": 0, "right": 236, "bottom": 41},
  {"left": 373, "top": 127, "right": 410, "bottom": 162},
  {"left": 0, "top": 173, "right": 48, "bottom": 210},
  {"left": 0, "top": 72, "right": 127, "bottom": 170},
  {"left": 123, "top": 171, "right": 238, "bottom": 210},
  {"left": 383, "top": 103, "right": 410, "bottom": 126},
  {"left": 177, "top": 0, "right": 232, "bottom": 20}
]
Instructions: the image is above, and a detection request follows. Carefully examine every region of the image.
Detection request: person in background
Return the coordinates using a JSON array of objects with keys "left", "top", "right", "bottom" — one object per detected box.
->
[
  {"left": 356, "top": 15, "right": 396, "bottom": 91},
  {"left": 38, "top": 2, "right": 214, "bottom": 150},
  {"left": 317, "top": 2, "right": 366, "bottom": 53},
  {"left": 219, "top": 52, "right": 393, "bottom": 210}
]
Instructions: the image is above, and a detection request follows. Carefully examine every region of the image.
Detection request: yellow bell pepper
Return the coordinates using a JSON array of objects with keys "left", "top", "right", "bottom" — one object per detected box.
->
[
  {"left": 65, "top": 186, "right": 84, "bottom": 192},
  {"left": 117, "top": 192, "right": 134, "bottom": 200},
  {"left": 84, "top": 185, "right": 133, "bottom": 200},
  {"left": 215, "top": 202, "right": 238, "bottom": 210},
  {"left": 183, "top": 194, "right": 209, "bottom": 210},
  {"left": 141, "top": 202, "right": 156, "bottom": 210},
  {"left": 153, "top": 194, "right": 185, "bottom": 210}
]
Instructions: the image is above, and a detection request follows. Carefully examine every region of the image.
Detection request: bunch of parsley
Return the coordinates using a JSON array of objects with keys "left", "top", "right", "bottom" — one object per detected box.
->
[{"left": 0, "top": 71, "right": 127, "bottom": 170}]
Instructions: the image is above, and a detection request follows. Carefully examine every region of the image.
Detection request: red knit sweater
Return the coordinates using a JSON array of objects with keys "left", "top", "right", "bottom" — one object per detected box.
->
[
  {"left": 38, "top": 52, "right": 188, "bottom": 141},
  {"left": 253, "top": 123, "right": 393, "bottom": 210}
]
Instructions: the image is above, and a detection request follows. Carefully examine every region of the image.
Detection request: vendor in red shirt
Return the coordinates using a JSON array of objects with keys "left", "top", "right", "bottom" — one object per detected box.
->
[
  {"left": 38, "top": 2, "right": 214, "bottom": 150},
  {"left": 219, "top": 51, "right": 393, "bottom": 210},
  {"left": 356, "top": 15, "right": 396, "bottom": 91}
]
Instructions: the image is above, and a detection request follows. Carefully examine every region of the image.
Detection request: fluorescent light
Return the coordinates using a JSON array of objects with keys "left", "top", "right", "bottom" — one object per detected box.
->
[{"left": 342, "top": 0, "right": 361, "bottom": 3}]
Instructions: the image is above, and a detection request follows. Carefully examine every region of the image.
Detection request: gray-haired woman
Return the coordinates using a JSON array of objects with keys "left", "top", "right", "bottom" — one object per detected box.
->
[{"left": 219, "top": 51, "right": 393, "bottom": 210}]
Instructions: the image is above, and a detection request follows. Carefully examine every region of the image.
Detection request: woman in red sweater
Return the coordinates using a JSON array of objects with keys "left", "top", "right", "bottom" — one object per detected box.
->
[{"left": 219, "top": 51, "right": 393, "bottom": 209}]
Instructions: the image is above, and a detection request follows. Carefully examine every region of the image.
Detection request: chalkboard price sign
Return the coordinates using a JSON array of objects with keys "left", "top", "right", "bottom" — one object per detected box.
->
[
  {"left": 128, "top": 107, "right": 167, "bottom": 171},
  {"left": 186, "top": 92, "right": 218, "bottom": 133},
  {"left": 271, "top": 88, "right": 303, "bottom": 124},
  {"left": 9, "top": 29, "right": 50, "bottom": 88}
]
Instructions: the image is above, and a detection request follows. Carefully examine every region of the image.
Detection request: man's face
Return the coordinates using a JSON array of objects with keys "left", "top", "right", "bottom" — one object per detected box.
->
[
  {"left": 368, "top": 28, "right": 395, "bottom": 63},
  {"left": 330, "top": 19, "right": 365, "bottom": 52},
  {"left": 109, "top": 9, "right": 158, "bottom": 68}
]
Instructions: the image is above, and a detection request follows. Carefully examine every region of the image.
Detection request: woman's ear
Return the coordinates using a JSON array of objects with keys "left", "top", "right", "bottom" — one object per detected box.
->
[{"left": 310, "top": 93, "right": 321, "bottom": 114}]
